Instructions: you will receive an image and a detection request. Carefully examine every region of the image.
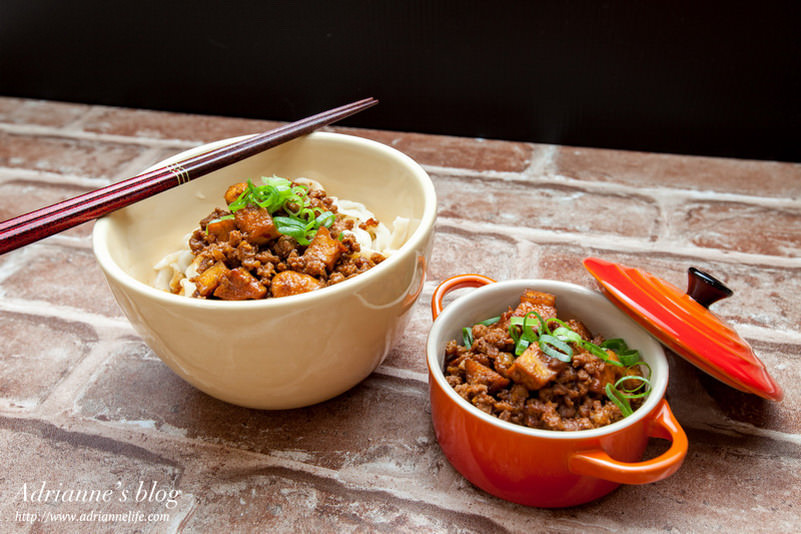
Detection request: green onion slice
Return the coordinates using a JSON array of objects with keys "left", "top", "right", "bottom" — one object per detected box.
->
[
  {"left": 601, "top": 338, "right": 642, "bottom": 366},
  {"left": 460, "top": 316, "right": 500, "bottom": 348},
  {"left": 509, "top": 312, "right": 542, "bottom": 356},
  {"left": 538, "top": 334, "right": 573, "bottom": 362},
  {"left": 225, "top": 175, "right": 334, "bottom": 245},
  {"left": 462, "top": 327, "right": 473, "bottom": 348},
  {"left": 614, "top": 375, "right": 652, "bottom": 397},
  {"left": 581, "top": 341, "right": 624, "bottom": 366},
  {"left": 477, "top": 316, "right": 500, "bottom": 327},
  {"left": 605, "top": 383, "right": 633, "bottom": 417},
  {"left": 551, "top": 326, "right": 582, "bottom": 344}
]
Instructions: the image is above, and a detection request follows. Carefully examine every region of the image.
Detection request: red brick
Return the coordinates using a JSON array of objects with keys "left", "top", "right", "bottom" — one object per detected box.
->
[
  {"left": 348, "top": 128, "right": 537, "bottom": 172},
  {"left": 433, "top": 172, "right": 661, "bottom": 238},
  {"left": 0, "top": 421, "right": 182, "bottom": 532},
  {"left": 381, "top": 292, "right": 435, "bottom": 374},
  {"left": 0, "top": 244, "right": 122, "bottom": 318},
  {"left": 0, "top": 313, "right": 96, "bottom": 408},
  {"left": 181, "top": 466, "right": 503, "bottom": 533},
  {"left": 675, "top": 200, "right": 801, "bottom": 257},
  {"left": 0, "top": 97, "right": 90, "bottom": 128},
  {"left": 80, "top": 106, "right": 284, "bottom": 144},
  {"left": 427, "top": 223, "right": 520, "bottom": 282},
  {"left": 667, "top": 343, "right": 799, "bottom": 433},
  {"left": 0, "top": 180, "right": 96, "bottom": 239},
  {"left": 76, "top": 344, "right": 433, "bottom": 473},
  {"left": 553, "top": 145, "right": 801, "bottom": 198},
  {"left": 2, "top": 97, "right": 800, "bottom": 533},
  {"left": 631, "top": 430, "right": 801, "bottom": 530},
  {"left": 527, "top": 244, "right": 801, "bottom": 333},
  {"left": 0, "top": 132, "right": 149, "bottom": 179}
]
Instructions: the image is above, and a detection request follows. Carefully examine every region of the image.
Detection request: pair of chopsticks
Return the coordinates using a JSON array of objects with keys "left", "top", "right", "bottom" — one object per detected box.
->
[{"left": 0, "top": 97, "right": 378, "bottom": 255}]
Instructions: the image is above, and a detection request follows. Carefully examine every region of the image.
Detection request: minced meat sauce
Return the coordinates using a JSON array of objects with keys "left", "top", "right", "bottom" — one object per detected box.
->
[
  {"left": 444, "top": 289, "right": 646, "bottom": 431},
  {"left": 183, "top": 181, "right": 386, "bottom": 300}
]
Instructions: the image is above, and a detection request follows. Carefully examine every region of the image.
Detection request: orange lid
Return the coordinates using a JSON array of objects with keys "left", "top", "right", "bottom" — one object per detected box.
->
[{"left": 583, "top": 257, "right": 783, "bottom": 402}]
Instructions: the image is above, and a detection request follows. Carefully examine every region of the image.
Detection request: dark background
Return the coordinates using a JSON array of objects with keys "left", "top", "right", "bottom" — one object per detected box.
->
[{"left": 1, "top": 1, "right": 799, "bottom": 161}]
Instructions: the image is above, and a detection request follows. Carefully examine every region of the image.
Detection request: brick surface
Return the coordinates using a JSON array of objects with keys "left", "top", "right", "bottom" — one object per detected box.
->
[
  {"left": 1, "top": 97, "right": 799, "bottom": 532},
  {"left": 0, "top": 243, "right": 122, "bottom": 317},
  {"left": 79, "top": 106, "right": 284, "bottom": 144},
  {"left": 551, "top": 144, "right": 801, "bottom": 198},
  {"left": 0, "top": 313, "right": 97, "bottom": 409},
  {"left": 178, "top": 467, "right": 507, "bottom": 534},
  {"left": 0, "top": 180, "right": 97, "bottom": 238},
  {"left": 0, "top": 421, "right": 182, "bottom": 533},
  {"left": 433, "top": 171, "right": 661, "bottom": 238},
  {"left": 76, "top": 343, "right": 434, "bottom": 472},
  {"left": 349, "top": 128, "right": 537, "bottom": 172},
  {"left": 0, "top": 97, "right": 90, "bottom": 127},
  {"left": 675, "top": 200, "right": 801, "bottom": 257},
  {"left": 0, "top": 131, "right": 147, "bottom": 180}
]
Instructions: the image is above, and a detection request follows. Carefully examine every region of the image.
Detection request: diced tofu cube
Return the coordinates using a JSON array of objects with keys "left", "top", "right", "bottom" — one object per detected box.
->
[
  {"left": 463, "top": 359, "right": 510, "bottom": 393},
  {"left": 192, "top": 261, "right": 230, "bottom": 297},
  {"left": 224, "top": 182, "right": 249, "bottom": 205},
  {"left": 206, "top": 217, "right": 236, "bottom": 241},
  {"left": 302, "top": 226, "right": 345, "bottom": 275},
  {"left": 507, "top": 345, "right": 558, "bottom": 390},
  {"left": 213, "top": 268, "right": 267, "bottom": 300},
  {"left": 235, "top": 206, "right": 281, "bottom": 244},
  {"left": 270, "top": 270, "right": 323, "bottom": 298},
  {"left": 565, "top": 319, "right": 592, "bottom": 341},
  {"left": 597, "top": 349, "right": 621, "bottom": 390},
  {"left": 520, "top": 290, "right": 556, "bottom": 307}
]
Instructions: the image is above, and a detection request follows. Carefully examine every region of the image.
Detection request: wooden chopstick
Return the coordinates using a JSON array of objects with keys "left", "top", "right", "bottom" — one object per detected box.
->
[{"left": 0, "top": 97, "right": 378, "bottom": 255}]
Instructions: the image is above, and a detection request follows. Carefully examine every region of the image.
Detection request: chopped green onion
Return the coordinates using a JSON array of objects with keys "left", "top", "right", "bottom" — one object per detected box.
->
[
  {"left": 509, "top": 312, "right": 542, "bottom": 356},
  {"left": 225, "top": 175, "right": 334, "bottom": 245},
  {"left": 477, "top": 316, "right": 501, "bottom": 327},
  {"left": 316, "top": 211, "right": 336, "bottom": 228},
  {"left": 579, "top": 340, "right": 619, "bottom": 364},
  {"left": 273, "top": 216, "right": 313, "bottom": 245},
  {"left": 638, "top": 362, "right": 653, "bottom": 381},
  {"left": 600, "top": 338, "right": 627, "bottom": 352},
  {"left": 462, "top": 327, "right": 473, "bottom": 348},
  {"left": 551, "top": 326, "right": 582, "bottom": 344},
  {"left": 460, "top": 316, "right": 500, "bottom": 348},
  {"left": 614, "top": 375, "right": 652, "bottom": 397},
  {"left": 605, "top": 383, "right": 633, "bottom": 417},
  {"left": 601, "top": 338, "right": 642, "bottom": 366},
  {"left": 474, "top": 305, "right": 652, "bottom": 419},
  {"left": 605, "top": 374, "right": 652, "bottom": 417},
  {"left": 509, "top": 321, "right": 521, "bottom": 346},
  {"left": 538, "top": 334, "right": 573, "bottom": 362},
  {"left": 529, "top": 310, "right": 548, "bottom": 334},
  {"left": 618, "top": 351, "right": 641, "bottom": 367},
  {"left": 545, "top": 317, "right": 571, "bottom": 332}
]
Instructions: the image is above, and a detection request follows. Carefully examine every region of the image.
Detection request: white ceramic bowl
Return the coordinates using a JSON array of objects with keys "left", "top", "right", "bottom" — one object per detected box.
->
[{"left": 93, "top": 132, "right": 437, "bottom": 409}]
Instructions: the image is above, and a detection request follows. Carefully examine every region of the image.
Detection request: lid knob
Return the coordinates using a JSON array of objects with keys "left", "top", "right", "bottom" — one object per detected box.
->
[{"left": 687, "top": 267, "right": 733, "bottom": 308}]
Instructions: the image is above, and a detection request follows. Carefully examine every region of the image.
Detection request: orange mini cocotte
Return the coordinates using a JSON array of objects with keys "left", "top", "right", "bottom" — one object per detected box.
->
[{"left": 427, "top": 274, "right": 688, "bottom": 508}]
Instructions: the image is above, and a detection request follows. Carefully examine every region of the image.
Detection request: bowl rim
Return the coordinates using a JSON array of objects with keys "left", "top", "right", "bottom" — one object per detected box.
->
[
  {"left": 426, "top": 278, "right": 669, "bottom": 439},
  {"left": 92, "top": 131, "right": 437, "bottom": 310}
]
